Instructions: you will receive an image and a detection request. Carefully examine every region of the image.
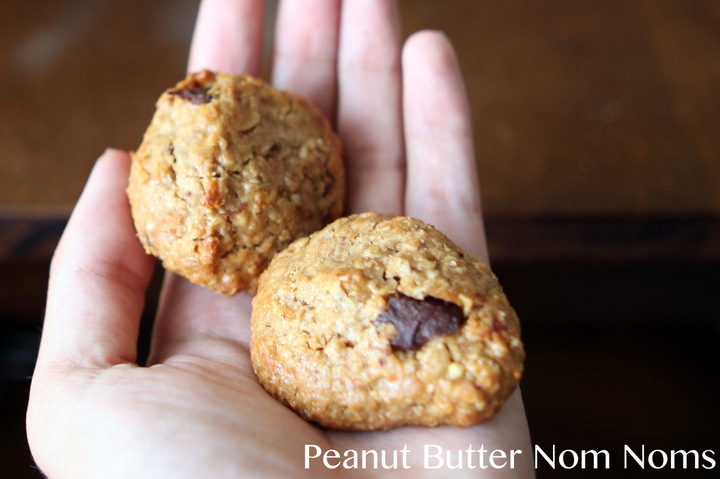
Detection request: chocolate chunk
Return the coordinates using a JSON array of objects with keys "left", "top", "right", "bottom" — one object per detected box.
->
[
  {"left": 378, "top": 294, "right": 465, "bottom": 351},
  {"left": 169, "top": 87, "right": 211, "bottom": 104}
]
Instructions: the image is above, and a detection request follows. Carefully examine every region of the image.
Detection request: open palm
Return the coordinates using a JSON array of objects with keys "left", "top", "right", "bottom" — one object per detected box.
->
[{"left": 27, "top": 1, "right": 533, "bottom": 477}]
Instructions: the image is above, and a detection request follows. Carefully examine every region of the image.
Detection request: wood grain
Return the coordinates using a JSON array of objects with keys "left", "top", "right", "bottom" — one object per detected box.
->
[{"left": 1, "top": 0, "right": 719, "bottom": 243}]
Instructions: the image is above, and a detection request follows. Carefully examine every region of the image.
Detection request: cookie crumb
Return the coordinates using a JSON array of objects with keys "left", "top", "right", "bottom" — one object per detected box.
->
[{"left": 447, "top": 362, "right": 465, "bottom": 380}]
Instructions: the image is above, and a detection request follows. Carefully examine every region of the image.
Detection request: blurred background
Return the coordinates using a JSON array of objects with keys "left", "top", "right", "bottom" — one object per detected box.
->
[{"left": 1, "top": 0, "right": 718, "bottom": 477}]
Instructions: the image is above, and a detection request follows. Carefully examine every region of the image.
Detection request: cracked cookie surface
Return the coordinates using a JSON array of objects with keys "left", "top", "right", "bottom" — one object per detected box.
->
[
  {"left": 127, "top": 70, "right": 345, "bottom": 294},
  {"left": 250, "top": 212, "right": 524, "bottom": 430}
]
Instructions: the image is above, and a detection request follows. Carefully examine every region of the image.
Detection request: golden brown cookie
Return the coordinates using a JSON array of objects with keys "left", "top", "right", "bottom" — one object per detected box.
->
[
  {"left": 250, "top": 212, "right": 524, "bottom": 430},
  {"left": 127, "top": 70, "right": 345, "bottom": 295}
]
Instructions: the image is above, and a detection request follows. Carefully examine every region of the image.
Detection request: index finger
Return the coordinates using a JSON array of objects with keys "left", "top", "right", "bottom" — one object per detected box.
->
[{"left": 187, "top": 0, "right": 265, "bottom": 75}]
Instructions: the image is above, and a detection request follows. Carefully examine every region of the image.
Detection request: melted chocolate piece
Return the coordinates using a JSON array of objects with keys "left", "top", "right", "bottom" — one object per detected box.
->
[
  {"left": 378, "top": 294, "right": 465, "bottom": 351},
  {"left": 169, "top": 87, "right": 211, "bottom": 104}
]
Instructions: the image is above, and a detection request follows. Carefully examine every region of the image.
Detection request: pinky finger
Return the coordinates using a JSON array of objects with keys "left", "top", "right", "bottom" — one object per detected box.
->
[{"left": 402, "top": 31, "right": 489, "bottom": 263}]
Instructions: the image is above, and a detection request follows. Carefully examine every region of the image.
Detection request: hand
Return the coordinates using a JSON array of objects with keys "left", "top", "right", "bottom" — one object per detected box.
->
[{"left": 27, "top": 0, "right": 534, "bottom": 477}]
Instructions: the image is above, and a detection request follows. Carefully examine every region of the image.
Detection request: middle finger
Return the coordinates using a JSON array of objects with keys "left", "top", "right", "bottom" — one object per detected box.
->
[{"left": 271, "top": 0, "right": 341, "bottom": 120}]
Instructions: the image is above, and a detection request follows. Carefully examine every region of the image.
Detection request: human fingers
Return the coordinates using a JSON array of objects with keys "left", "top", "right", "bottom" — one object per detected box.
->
[
  {"left": 402, "top": 31, "right": 489, "bottom": 263},
  {"left": 146, "top": 273, "right": 253, "bottom": 365},
  {"left": 187, "top": 0, "right": 265, "bottom": 75},
  {"left": 36, "top": 149, "right": 155, "bottom": 370},
  {"left": 337, "top": 0, "right": 404, "bottom": 214},
  {"left": 271, "top": 0, "right": 341, "bottom": 120}
]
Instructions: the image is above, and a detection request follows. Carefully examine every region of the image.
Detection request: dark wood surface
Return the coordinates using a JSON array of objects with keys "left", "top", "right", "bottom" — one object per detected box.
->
[
  {"left": 2, "top": 0, "right": 719, "bottom": 216},
  {"left": 2, "top": 0, "right": 720, "bottom": 265}
]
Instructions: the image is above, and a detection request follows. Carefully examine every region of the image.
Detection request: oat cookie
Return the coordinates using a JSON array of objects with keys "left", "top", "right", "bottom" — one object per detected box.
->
[
  {"left": 250, "top": 212, "right": 524, "bottom": 430},
  {"left": 127, "top": 70, "right": 345, "bottom": 295}
]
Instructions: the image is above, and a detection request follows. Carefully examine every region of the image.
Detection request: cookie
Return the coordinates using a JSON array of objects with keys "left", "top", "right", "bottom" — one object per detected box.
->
[
  {"left": 250, "top": 212, "right": 524, "bottom": 430},
  {"left": 127, "top": 70, "right": 345, "bottom": 295}
]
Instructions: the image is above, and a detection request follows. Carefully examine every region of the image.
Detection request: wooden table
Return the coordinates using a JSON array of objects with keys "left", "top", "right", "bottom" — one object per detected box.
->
[
  {"left": 2, "top": 0, "right": 719, "bottom": 266},
  {"left": 3, "top": 0, "right": 720, "bottom": 320}
]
